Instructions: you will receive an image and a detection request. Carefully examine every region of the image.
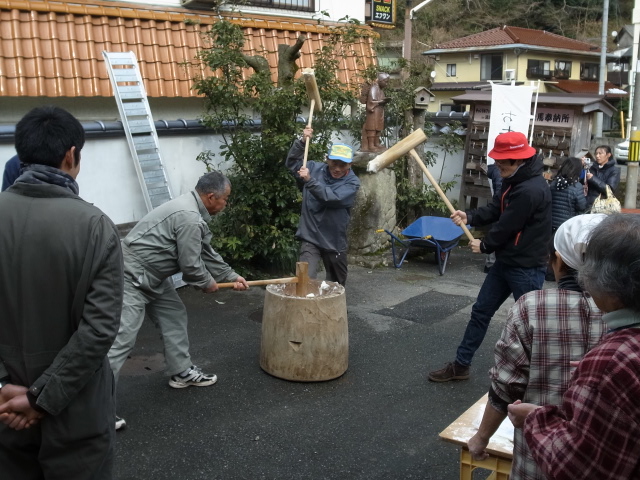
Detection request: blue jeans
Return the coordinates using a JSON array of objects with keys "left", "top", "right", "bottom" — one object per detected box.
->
[{"left": 455, "top": 259, "right": 545, "bottom": 366}]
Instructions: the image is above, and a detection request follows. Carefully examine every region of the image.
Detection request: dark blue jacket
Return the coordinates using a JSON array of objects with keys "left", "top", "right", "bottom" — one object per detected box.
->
[
  {"left": 550, "top": 178, "right": 587, "bottom": 230},
  {"left": 285, "top": 139, "right": 360, "bottom": 252},
  {"left": 2, "top": 155, "right": 20, "bottom": 192},
  {"left": 487, "top": 163, "right": 503, "bottom": 200},
  {"left": 467, "top": 155, "right": 551, "bottom": 268}
]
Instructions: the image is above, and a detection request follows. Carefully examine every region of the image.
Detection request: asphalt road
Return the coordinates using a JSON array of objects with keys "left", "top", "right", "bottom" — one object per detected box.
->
[{"left": 114, "top": 247, "right": 520, "bottom": 480}]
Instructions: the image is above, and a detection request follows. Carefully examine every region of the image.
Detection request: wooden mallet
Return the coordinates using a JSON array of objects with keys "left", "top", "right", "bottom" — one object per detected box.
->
[
  {"left": 301, "top": 68, "right": 323, "bottom": 168},
  {"left": 366, "top": 129, "right": 475, "bottom": 242},
  {"left": 216, "top": 262, "right": 311, "bottom": 297}
]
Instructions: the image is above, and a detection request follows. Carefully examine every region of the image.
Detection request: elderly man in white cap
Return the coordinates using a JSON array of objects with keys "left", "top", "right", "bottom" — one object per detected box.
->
[{"left": 465, "top": 214, "right": 608, "bottom": 480}]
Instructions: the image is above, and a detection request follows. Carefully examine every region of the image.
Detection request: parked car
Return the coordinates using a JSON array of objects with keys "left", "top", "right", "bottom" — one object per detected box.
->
[{"left": 615, "top": 139, "right": 629, "bottom": 164}]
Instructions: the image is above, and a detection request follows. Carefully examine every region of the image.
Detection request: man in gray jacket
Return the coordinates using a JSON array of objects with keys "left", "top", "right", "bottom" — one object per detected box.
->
[
  {"left": 0, "top": 106, "right": 124, "bottom": 479},
  {"left": 108, "top": 171, "right": 248, "bottom": 429},
  {"left": 286, "top": 127, "right": 360, "bottom": 285}
]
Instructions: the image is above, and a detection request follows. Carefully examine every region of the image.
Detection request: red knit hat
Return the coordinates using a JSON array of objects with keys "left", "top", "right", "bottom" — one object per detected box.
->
[{"left": 488, "top": 131, "right": 536, "bottom": 160}]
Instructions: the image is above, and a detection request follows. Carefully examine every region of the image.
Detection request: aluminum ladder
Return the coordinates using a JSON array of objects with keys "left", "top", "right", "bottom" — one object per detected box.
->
[
  {"left": 103, "top": 51, "right": 185, "bottom": 288},
  {"left": 102, "top": 51, "right": 172, "bottom": 211}
]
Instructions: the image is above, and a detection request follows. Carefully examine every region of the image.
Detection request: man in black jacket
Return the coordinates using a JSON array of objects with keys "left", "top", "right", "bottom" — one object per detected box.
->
[{"left": 429, "top": 131, "right": 551, "bottom": 382}]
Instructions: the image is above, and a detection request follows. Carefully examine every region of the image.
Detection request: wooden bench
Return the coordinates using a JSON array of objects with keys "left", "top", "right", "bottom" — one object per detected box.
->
[{"left": 439, "top": 394, "right": 514, "bottom": 480}]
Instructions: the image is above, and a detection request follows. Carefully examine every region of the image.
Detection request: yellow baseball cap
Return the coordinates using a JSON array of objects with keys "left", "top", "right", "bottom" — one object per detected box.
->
[{"left": 327, "top": 143, "right": 354, "bottom": 163}]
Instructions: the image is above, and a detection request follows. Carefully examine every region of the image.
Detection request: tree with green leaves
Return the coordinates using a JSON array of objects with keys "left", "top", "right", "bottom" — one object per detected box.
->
[{"left": 189, "top": 19, "right": 367, "bottom": 276}]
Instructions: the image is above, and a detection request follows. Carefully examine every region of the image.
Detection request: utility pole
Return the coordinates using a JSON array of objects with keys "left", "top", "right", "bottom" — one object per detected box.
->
[
  {"left": 626, "top": 1, "right": 640, "bottom": 208},
  {"left": 628, "top": 0, "right": 640, "bottom": 132},
  {"left": 403, "top": 0, "right": 434, "bottom": 79},
  {"left": 594, "top": 0, "right": 609, "bottom": 137},
  {"left": 402, "top": 0, "right": 435, "bottom": 219},
  {"left": 403, "top": 0, "right": 421, "bottom": 205},
  {"left": 403, "top": 0, "right": 412, "bottom": 80}
]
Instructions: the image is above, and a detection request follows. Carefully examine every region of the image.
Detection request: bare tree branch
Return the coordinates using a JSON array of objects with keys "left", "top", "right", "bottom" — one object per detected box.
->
[{"left": 241, "top": 54, "right": 270, "bottom": 74}]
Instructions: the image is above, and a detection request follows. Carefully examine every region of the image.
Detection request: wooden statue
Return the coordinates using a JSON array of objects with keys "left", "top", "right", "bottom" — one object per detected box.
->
[{"left": 360, "top": 72, "right": 390, "bottom": 153}]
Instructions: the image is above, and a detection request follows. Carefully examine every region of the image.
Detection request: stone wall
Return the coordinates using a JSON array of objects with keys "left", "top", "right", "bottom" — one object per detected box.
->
[{"left": 347, "top": 152, "right": 396, "bottom": 268}]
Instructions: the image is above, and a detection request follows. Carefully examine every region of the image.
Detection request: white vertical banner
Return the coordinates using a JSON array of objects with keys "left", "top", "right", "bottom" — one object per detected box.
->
[{"left": 487, "top": 84, "right": 535, "bottom": 164}]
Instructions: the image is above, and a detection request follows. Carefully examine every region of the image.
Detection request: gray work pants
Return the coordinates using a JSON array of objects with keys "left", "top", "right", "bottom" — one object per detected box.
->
[
  {"left": 299, "top": 240, "right": 349, "bottom": 286},
  {"left": 108, "top": 276, "right": 192, "bottom": 382}
]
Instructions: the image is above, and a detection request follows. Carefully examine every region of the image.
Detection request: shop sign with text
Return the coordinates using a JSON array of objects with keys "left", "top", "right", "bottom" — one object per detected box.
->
[
  {"left": 474, "top": 105, "right": 575, "bottom": 128},
  {"left": 369, "top": 0, "right": 396, "bottom": 28}
]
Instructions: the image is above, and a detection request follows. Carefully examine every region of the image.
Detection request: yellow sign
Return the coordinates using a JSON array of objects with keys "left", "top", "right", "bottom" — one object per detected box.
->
[{"left": 368, "top": 0, "right": 396, "bottom": 28}]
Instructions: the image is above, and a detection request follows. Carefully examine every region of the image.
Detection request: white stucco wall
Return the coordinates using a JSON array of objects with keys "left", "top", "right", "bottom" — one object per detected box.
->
[
  {"left": 0, "top": 134, "right": 226, "bottom": 225},
  {"left": 421, "top": 140, "right": 463, "bottom": 207},
  {"left": 1, "top": 131, "right": 464, "bottom": 226},
  {"left": 0, "top": 127, "right": 357, "bottom": 226},
  {"left": 121, "top": 0, "right": 364, "bottom": 22}
]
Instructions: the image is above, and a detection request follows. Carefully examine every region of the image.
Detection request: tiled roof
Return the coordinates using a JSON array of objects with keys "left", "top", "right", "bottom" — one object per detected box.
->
[
  {"left": 434, "top": 26, "right": 600, "bottom": 53},
  {"left": 551, "top": 80, "right": 628, "bottom": 98},
  {"left": 0, "top": 0, "right": 377, "bottom": 98}
]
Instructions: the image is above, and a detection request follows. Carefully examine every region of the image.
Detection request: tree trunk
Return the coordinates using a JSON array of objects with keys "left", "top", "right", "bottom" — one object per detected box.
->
[
  {"left": 241, "top": 54, "right": 270, "bottom": 74},
  {"left": 277, "top": 35, "right": 307, "bottom": 87}
]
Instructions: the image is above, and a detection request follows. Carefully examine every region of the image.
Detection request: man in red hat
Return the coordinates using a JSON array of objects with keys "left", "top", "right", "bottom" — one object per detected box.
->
[{"left": 429, "top": 131, "right": 551, "bottom": 382}]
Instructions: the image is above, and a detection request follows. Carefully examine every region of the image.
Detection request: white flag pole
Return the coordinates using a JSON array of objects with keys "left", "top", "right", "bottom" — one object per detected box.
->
[{"left": 529, "top": 80, "right": 541, "bottom": 144}]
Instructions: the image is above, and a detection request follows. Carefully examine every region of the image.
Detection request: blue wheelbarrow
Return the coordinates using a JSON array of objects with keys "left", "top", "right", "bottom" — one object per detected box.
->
[{"left": 380, "top": 216, "right": 466, "bottom": 275}]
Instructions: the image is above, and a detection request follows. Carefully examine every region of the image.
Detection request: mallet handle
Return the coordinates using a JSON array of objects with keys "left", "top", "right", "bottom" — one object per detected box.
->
[
  {"left": 216, "top": 277, "right": 298, "bottom": 289},
  {"left": 302, "top": 98, "right": 316, "bottom": 168},
  {"left": 408, "top": 149, "right": 475, "bottom": 242}
]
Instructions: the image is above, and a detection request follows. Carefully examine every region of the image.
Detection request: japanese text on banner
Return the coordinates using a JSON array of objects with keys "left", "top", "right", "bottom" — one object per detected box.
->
[{"left": 487, "top": 85, "right": 534, "bottom": 164}]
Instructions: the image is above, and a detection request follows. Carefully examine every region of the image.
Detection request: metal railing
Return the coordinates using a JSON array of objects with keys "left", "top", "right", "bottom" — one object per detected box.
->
[
  {"left": 526, "top": 67, "right": 552, "bottom": 79},
  {"left": 244, "top": 0, "right": 315, "bottom": 12},
  {"left": 554, "top": 69, "right": 571, "bottom": 79}
]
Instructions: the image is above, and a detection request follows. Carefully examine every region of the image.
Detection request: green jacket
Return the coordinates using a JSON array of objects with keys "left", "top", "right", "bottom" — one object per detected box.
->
[
  {"left": 122, "top": 190, "right": 237, "bottom": 293},
  {"left": 0, "top": 182, "right": 124, "bottom": 415}
]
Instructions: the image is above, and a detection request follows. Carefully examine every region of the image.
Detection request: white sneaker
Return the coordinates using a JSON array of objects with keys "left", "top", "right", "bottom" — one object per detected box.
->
[
  {"left": 115, "top": 415, "right": 126, "bottom": 431},
  {"left": 168, "top": 365, "right": 218, "bottom": 389}
]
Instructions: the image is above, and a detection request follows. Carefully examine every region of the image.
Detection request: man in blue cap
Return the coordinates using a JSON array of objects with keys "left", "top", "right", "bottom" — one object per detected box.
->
[{"left": 285, "top": 127, "right": 360, "bottom": 285}]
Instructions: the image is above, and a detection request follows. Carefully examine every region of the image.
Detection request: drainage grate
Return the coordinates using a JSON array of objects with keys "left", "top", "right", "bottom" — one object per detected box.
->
[{"left": 375, "top": 291, "right": 474, "bottom": 324}]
